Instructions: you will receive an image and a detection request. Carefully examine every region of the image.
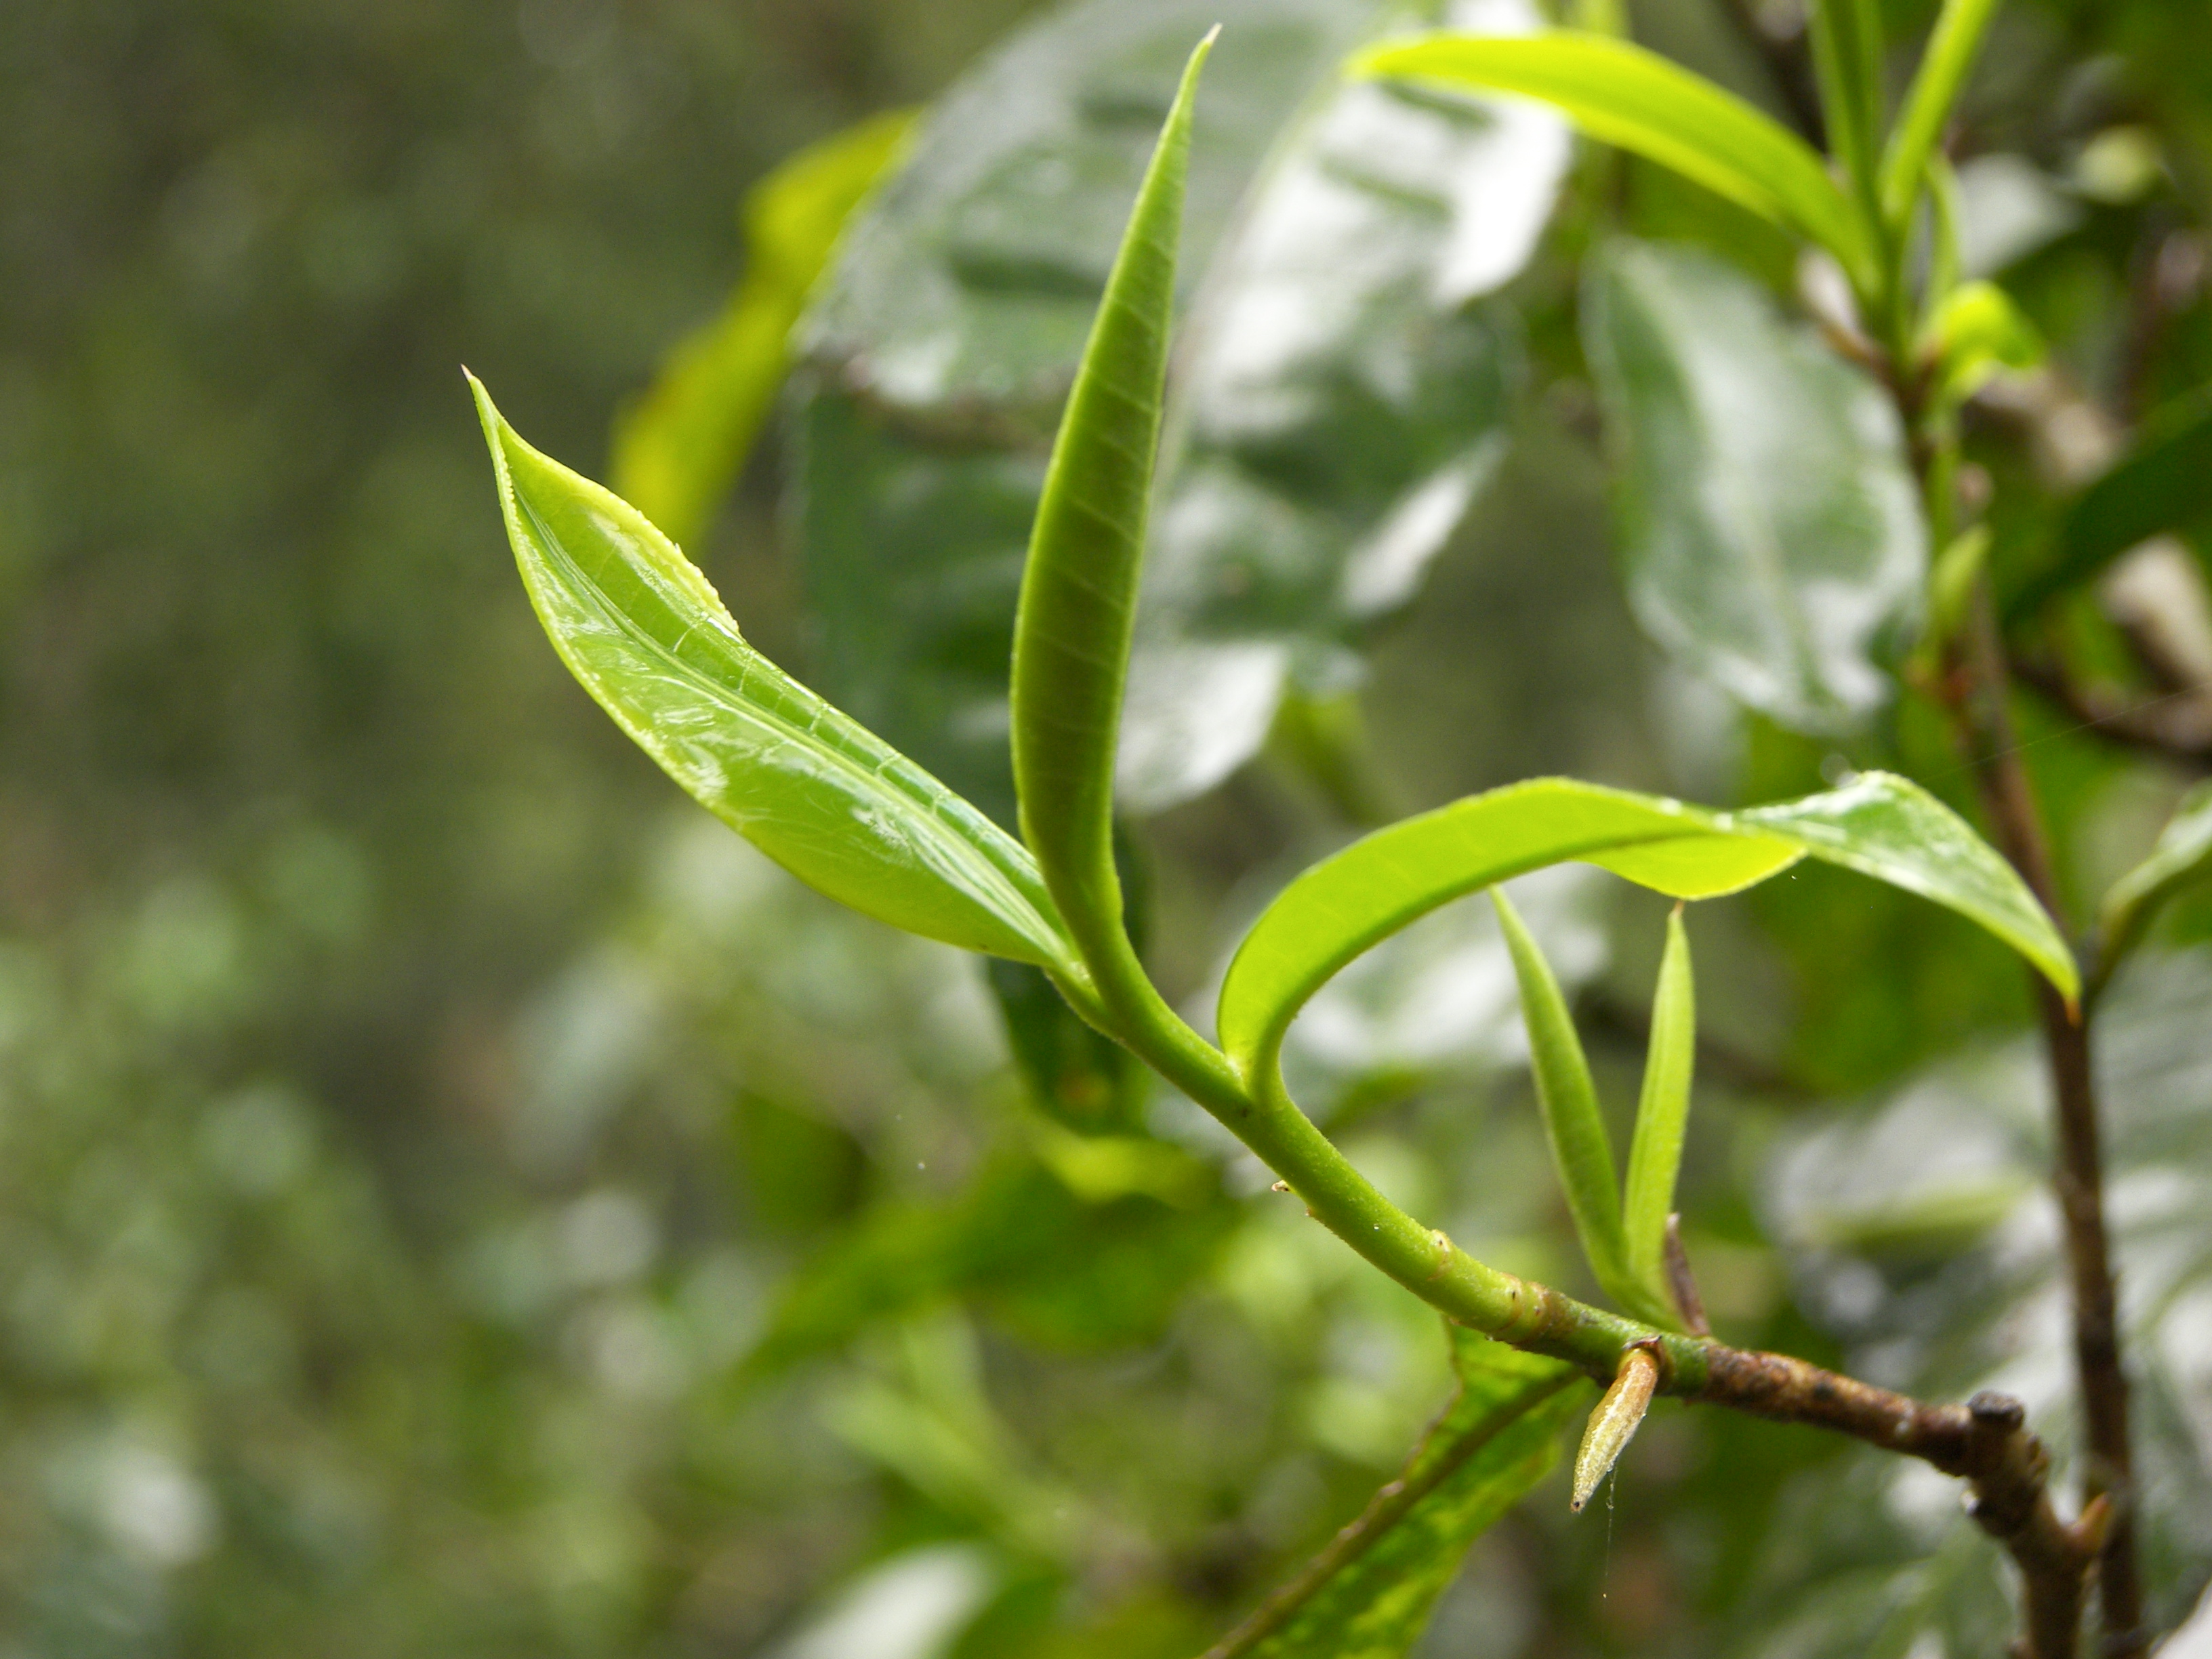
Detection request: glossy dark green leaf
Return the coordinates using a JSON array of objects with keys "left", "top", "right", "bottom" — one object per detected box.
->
[
  {"left": 611, "top": 110, "right": 914, "bottom": 551},
  {"left": 470, "top": 375, "right": 1081, "bottom": 976},
  {"left": 2002, "top": 385, "right": 2212, "bottom": 620},
  {"left": 1120, "top": 22, "right": 1562, "bottom": 808},
  {"left": 1584, "top": 239, "right": 1927, "bottom": 735},
  {"left": 2097, "top": 780, "right": 2212, "bottom": 991},
  {"left": 1200, "top": 1324, "right": 1584, "bottom": 1659},
  {"left": 1353, "top": 30, "right": 1879, "bottom": 290},
  {"left": 788, "top": 0, "right": 1561, "bottom": 817},
  {"left": 1622, "top": 906, "right": 1696, "bottom": 1305},
  {"left": 1010, "top": 30, "right": 1210, "bottom": 956},
  {"left": 1216, "top": 773, "right": 2076, "bottom": 1091}
]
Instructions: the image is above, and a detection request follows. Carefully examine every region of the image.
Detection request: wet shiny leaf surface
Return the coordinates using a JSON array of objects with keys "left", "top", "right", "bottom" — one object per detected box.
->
[{"left": 474, "top": 377, "right": 1080, "bottom": 972}]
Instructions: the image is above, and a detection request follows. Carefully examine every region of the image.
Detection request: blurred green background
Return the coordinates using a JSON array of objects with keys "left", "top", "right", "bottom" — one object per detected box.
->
[
  {"left": 0, "top": 2, "right": 1059, "bottom": 1650},
  {"left": 5, "top": 0, "right": 2211, "bottom": 1656}
]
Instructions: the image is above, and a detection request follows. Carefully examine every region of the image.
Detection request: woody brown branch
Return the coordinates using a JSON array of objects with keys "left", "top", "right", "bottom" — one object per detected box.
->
[
  {"left": 1946, "top": 590, "right": 2146, "bottom": 1656},
  {"left": 1680, "top": 1345, "right": 2100, "bottom": 1658}
]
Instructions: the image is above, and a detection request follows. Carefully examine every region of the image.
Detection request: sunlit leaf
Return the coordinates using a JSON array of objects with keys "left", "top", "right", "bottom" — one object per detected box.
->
[
  {"left": 2002, "top": 385, "right": 2212, "bottom": 619},
  {"left": 1922, "top": 278, "right": 2043, "bottom": 407},
  {"left": 2098, "top": 780, "right": 2212, "bottom": 991},
  {"left": 1584, "top": 239, "right": 1927, "bottom": 735},
  {"left": 611, "top": 110, "right": 914, "bottom": 550},
  {"left": 1353, "top": 30, "right": 1879, "bottom": 290},
  {"left": 1010, "top": 30, "right": 1210, "bottom": 956},
  {"left": 1622, "top": 905, "right": 1696, "bottom": 1305},
  {"left": 1200, "top": 1325, "right": 1584, "bottom": 1659},
  {"left": 1279, "top": 865, "right": 1610, "bottom": 1125},
  {"left": 1216, "top": 773, "right": 2076, "bottom": 1089},
  {"left": 470, "top": 375, "right": 1080, "bottom": 975}
]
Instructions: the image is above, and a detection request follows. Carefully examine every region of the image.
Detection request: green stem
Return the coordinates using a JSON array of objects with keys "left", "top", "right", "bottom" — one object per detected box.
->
[{"left": 1054, "top": 888, "right": 2093, "bottom": 1618}]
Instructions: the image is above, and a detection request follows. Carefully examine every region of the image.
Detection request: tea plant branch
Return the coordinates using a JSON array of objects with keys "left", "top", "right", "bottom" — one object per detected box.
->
[
  {"left": 481, "top": 24, "right": 2112, "bottom": 1655},
  {"left": 1933, "top": 577, "right": 2146, "bottom": 1655},
  {"left": 1887, "top": 222, "right": 2144, "bottom": 1659},
  {"left": 1066, "top": 939, "right": 2103, "bottom": 1645},
  {"left": 1812, "top": 1, "right": 2148, "bottom": 1633}
]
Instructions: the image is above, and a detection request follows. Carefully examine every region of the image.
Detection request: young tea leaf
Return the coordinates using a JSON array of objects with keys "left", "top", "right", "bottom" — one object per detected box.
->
[
  {"left": 1353, "top": 31, "right": 1879, "bottom": 291},
  {"left": 1010, "top": 30, "right": 1212, "bottom": 962},
  {"left": 1490, "top": 888, "right": 1658, "bottom": 1322},
  {"left": 1879, "top": 0, "right": 2003, "bottom": 228},
  {"left": 1201, "top": 1326, "right": 1583, "bottom": 1659},
  {"left": 611, "top": 110, "right": 914, "bottom": 550},
  {"left": 1216, "top": 773, "right": 2075, "bottom": 1096},
  {"left": 1922, "top": 278, "right": 2043, "bottom": 408},
  {"left": 1622, "top": 907, "right": 1696, "bottom": 1305},
  {"left": 2097, "top": 781, "right": 2212, "bottom": 995},
  {"left": 1584, "top": 239, "right": 1926, "bottom": 737},
  {"left": 471, "top": 375, "right": 1081, "bottom": 977},
  {"left": 1807, "top": 0, "right": 1886, "bottom": 218}
]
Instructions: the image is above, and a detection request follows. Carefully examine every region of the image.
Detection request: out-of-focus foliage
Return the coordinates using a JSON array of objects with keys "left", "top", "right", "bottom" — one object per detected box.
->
[
  {"left": 611, "top": 110, "right": 916, "bottom": 553},
  {"left": 790, "top": 0, "right": 1569, "bottom": 822},
  {"left": 1746, "top": 948, "right": 2212, "bottom": 1653},
  {"left": 1583, "top": 239, "right": 1927, "bottom": 734},
  {"left": 15, "top": 0, "right": 2212, "bottom": 1654}
]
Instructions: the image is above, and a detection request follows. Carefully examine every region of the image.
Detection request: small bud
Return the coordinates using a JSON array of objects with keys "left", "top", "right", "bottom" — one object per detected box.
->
[{"left": 1572, "top": 1345, "right": 1661, "bottom": 1512}]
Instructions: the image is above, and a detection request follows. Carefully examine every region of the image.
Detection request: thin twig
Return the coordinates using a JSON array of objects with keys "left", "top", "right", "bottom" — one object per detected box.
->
[
  {"left": 1938, "top": 584, "right": 2145, "bottom": 1656},
  {"left": 2011, "top": 657, "right": 2212, "bottom": 766}
]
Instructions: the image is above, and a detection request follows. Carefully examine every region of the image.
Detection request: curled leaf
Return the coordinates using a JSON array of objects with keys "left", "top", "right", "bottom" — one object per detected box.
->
[{"left": 1011, "top": 30, "right": 1213, "bottom": 960}]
